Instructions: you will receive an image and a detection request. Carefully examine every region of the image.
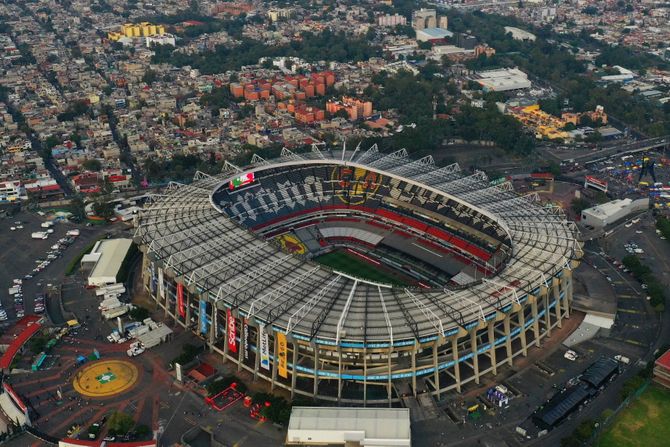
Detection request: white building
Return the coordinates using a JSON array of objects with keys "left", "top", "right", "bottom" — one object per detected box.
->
[
  {"left": 581, "top": 198, "right": 649, "bottom": 228},
  {"left": 0, "top": 181, "right": 25, "bottom": 203},
  {"left": 84, "top": 238, "right": 134, "bottom": 287},
  {"left": 430, "top": 45, "right": 474, "bottom": 61},
  {"left": 415, "top": 27, "right": 453, "bottom": 42},
  {"left": 286, "top": 407, "right": 411, "bottom": 447},
  {"left": 384, "top": 43, "right": 419, "bottom": 59},
  {"left": 377, "top": 14, "right": 407, "bottom": 27},
  {"left": 504, "top": 26, "right": 536, "bottom": 41},
  {"left": 145, "top": 33, "right": 176, "bottom": 47},
  {"left": 473, "top": 68, "right": 531, "bottom": 92}
]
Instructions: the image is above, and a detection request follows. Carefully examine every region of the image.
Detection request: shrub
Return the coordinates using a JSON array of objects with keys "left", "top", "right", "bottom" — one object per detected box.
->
[
  {"left": 107, "top": 411, "right": 134, "bottom": 435},
  {"left": 206, "top": 375, "right": 247, "bottom": 396}
]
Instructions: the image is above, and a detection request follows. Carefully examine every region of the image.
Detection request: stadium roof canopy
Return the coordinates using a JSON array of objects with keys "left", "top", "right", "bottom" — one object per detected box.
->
[{"left": 135, "top": 146, "right": 581, "bottom": 346}]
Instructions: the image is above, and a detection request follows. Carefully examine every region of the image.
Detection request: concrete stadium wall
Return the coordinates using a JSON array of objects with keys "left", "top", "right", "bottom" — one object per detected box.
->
[{"left": 140, "top": 250, "right": 576, "bottom": 405}]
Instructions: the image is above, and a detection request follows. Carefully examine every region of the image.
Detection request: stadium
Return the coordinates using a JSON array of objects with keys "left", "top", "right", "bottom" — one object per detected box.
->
[{"left": 134, "top": 146, "right": 582, "bottom": 404}]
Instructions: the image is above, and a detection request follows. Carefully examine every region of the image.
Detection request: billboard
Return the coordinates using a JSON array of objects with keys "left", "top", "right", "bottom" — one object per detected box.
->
[
  {"left": 229, "top": 172, "right": 255, "bottom": 190},
  {"left": 176, "top": 282, "right": 186, "bottom": 317},
  {"left": 227, "top": 309, "right": 237, "bottom": 353},
  {"left": 199, "top": 300, "right": 208, "bottom": 335},
  {"left": 259, "top": 324, "right": 270, "bottom": 370},
  {"left": 242, "top": 318, "right": 249, "bottom": 361},
  {"left": 277, "top": 332, "right": 288, "bottom": 379},
  {"left": 585, "top": 175, "right": 608, "bottom": 190}
]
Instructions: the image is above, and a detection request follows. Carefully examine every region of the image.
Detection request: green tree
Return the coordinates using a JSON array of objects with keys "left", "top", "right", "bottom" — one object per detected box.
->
[
  {"left": 107, "top": 411, "right": 135, "bottom": 435},
  {"left": 92, "top": 199, "right": 115, "bottom": 219},
  {"left": 128, "top": 306, "right": 150, "bottom": 321},
  {"left": 82, "top": 159, "right": 102, "bottom": 171},
  {"left": 68, "top": 196, "right": 87, "bottom": 221},
  {"left": 571, "top": 197, "right": 590, "bottom": 214},
  {"left": 142, "top": 69, "right": 158, "bottom": 85}
]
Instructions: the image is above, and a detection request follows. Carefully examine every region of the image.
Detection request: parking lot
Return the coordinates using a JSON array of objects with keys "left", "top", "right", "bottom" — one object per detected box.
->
[{"left": 0, "top": 212, "right": 109, "bottom": 326}]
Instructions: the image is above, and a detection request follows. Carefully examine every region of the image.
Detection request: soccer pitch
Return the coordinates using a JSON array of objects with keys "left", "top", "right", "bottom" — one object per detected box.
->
[
  {"left": 314, "top": 250, "right": 410, "bottom": 286},
  {"left": 597, "top": 385, "right": 670, "bottom": 447}
]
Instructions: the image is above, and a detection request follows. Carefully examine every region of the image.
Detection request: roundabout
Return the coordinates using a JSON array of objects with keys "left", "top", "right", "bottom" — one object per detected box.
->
[{"left": 72, "top": 359, "right": 139, "bottom": 398}]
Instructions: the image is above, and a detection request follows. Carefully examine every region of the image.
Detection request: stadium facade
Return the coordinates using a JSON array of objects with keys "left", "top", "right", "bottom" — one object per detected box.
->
[{"left": 134, "top": 146, "right": 582, "bottom": 404}]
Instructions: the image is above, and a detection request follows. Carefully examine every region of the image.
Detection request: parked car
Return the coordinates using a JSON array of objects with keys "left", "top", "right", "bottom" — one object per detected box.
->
[{"left": 564, "top": 350, "right": 578, "bottom": 361}]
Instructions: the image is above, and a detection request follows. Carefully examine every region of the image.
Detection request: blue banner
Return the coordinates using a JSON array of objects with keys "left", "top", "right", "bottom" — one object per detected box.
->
[{"left": 199, "top": 300, "right": 209, "bottom": 335}]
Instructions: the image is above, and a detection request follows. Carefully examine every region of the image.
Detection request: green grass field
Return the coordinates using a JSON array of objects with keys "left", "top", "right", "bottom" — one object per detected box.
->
[
  {"left": 314, "top": 250, "right": 409, "bottom": 286},
  {"left": 597, "top": 385, "right": 670, "bottom": 447}
]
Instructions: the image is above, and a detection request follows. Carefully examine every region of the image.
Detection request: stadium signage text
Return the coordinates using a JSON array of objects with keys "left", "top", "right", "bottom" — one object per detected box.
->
[
  {"left": 199, "top": 300, "right": 208, "bottom": 335},
  {"left": 177, "top": 282, "right": 185, "bottom": 317},
  {"left": 242, "top": 318, "right": 249, "bottom": 361},
  {"left": 259, "top": 324, "right": 270, "bottom": 370},
  {"left": 277, "top": 332, "right": 288, "bottom": 378},
  {"left": 227, "top": 309, "right": 237, "bottom": 353}
]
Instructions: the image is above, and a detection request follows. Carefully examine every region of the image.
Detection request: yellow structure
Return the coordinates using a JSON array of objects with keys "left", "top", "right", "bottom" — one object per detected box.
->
[
  {"left": 108, "top": 22, "right": 165, "bottom": 41},
  {"left": 73, "top": 359, "right": 139, "bottom": 398},
  {"left": 509, "top": 104, "right": 570, "bottom": 140}
]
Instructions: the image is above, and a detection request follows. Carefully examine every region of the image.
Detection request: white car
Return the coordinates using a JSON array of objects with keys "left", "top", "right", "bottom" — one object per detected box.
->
[
  {"left": 614, "top": 355, "right": 630, "bottom": 365},
  {"left": 9, "top": 227, "right": 16, "bottom": 231},
  {"left": 16, "top": 225, "right": 23, "bottom": 229},
  {"left": 564, "top": 350, "right": 578, "bottom": 361}
]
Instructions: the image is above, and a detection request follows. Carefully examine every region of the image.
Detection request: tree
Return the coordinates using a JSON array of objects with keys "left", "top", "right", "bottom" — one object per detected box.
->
[
  {"left": 45, "top": 135, "right": 62, "bottom": 149},
  {"left": 107, "top": 412, "right": 135, "bottom": 435},
  {"left": 92, "top": 199, "right": 115, "bottom": 219},
  {"left": 69, "top": 196, "right": 87, "bottom": 221},
  {"left": 129, "top": 306, "right": 150, "bottom": 321},
  {"left": 142, "top": 69, "right": 158, "bottom": 85},
  {"left": 82, "top": 159, "right": 102, "bottom": 171},
  {"left": 333, "top": 109, "right": 350, "bottom": 120},
  {"left": 571, "top": 197, "right": 590, "bottom": 214}
]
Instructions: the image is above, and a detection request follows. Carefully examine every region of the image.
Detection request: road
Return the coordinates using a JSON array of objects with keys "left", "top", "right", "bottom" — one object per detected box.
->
[{"left": 539, "top": 136, "right": 670, "bottom": 164}]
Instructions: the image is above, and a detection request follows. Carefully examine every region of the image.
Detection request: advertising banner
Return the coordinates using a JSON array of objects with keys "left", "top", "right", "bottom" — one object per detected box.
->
[
  {"left": 158, "top": 268, "right": 164, "bottom": 299},
  {"left": 277, "top": 332, "right": 288, "bottom": 379},
  {"left": 585, "top": 175, "right": 608, "bottom": 189},
  {"left": 199, "top": 300, "right": 208, "bottom": 335},
  {"left": 2, "top": 382, "right": 27, "bottom": 414},
  {"left": 242, "top": 318, "right": 249, "bottom": 361},
  {"left": 150, "top": 262, "right": 156, "bottom": 294},
  {"left": 227, "top": 309, "right": 237, "bottom": 353},
  {"left": 176, "top": 282, "right": 186, "bottom": 317},
  {"left": 259, "top": 324, "right": 270, "bottom": 371}
]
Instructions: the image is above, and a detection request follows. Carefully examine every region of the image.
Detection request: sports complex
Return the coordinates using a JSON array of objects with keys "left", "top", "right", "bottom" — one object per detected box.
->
[{"left": 134, "top": 146, "right": 583, "bottom": 404}]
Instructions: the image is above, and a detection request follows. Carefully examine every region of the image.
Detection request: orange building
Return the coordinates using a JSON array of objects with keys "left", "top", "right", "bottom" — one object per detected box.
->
[
  {"left": 230, "top": 83, "right": 244, "bottom": 98},
  {"left": 294, "top": 104, "right": 325, "bottom": 124},
  {"left": 561, "top": 112, "right": 580, "bottom": 126},
  {"left": 326, "top": 96, "right": 373, "bottom": 121}
]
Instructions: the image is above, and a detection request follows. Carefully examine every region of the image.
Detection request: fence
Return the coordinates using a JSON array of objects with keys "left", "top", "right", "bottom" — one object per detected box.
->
[{"left": 589, "top": 379, "right": 650, "bottom": 446}]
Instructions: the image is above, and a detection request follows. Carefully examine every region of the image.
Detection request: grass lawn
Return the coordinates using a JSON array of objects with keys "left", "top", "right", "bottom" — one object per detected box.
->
[
  {"left": 597, "top": 385, "right": 670, "bottom": 447},
  {"left": 314, "top": 250, "right": 409, "bottom": 286}
]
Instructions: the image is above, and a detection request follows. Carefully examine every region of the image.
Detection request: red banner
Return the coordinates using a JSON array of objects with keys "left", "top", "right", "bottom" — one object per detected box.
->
[
  {"left": 585, "top": 175, "right": 608, "bottom": 188},
  {"left": 177, "top": 283, "right": 186, "bottom": 317},
  {"left": 3, "top": 382, "right": 27, "bottom": 414},
  {"left": 227, "top": 309, "right": 237, "bottom": 353}
]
